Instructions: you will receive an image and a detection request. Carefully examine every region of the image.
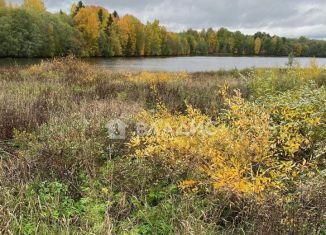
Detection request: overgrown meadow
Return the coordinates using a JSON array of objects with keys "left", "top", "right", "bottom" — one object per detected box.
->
[{"left": 0, "top": 58, "right": 325, "bottom": 234}]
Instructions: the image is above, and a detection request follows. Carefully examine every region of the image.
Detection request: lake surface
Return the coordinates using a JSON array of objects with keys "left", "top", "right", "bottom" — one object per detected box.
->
[{"left": 1, "top": 56, "right": 326, "bottom": 72}]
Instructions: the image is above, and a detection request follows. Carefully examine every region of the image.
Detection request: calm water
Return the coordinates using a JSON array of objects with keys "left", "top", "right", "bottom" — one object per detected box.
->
[{"left": 1, "top": 56, "right": 326, "bottom": 72}]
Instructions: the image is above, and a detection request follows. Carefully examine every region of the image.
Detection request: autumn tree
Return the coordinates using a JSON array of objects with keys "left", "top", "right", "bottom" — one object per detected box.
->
[
  {"left": 23, "top": 0, "right": 46, "bottom": 11},
  {"left": 207, "top": 28, "right": 218, "bottom": 54},
  {"left": 117, "top": 15, "right": 144, "bottom": 56},
  {"left": 117, "top": 15, "right": 136, "bottom": 56},
  {"left": 73, "top": 5, "right": 109, "bottom": 56},
  {"left": 254, "top": 37, "right": 262, "bottom": 55},
  {"left": 74, "top": 6, "right": 106, "bottom": 56}
]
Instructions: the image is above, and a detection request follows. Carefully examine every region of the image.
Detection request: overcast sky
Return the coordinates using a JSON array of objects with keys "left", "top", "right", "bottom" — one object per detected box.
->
[{"left": 10, "top": 0, "right": 326, "bottom": 39}]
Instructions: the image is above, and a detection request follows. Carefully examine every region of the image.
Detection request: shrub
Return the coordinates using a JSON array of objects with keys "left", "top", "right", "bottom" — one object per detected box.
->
[
  {"left": 0, "top": 80, "right": 70, "bottom": 140},
  {"left": 128, "top": 91, "right": 273, "bottom": 195},
  {"left": 128, "top": 85, "right": 325, "bottom": 196},
  {"left": 249, "top": 61, "right": 324, "bottom": 99}
]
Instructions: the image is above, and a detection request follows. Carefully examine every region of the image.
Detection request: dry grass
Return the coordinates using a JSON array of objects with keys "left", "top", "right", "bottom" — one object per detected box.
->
[{"left": 0, "top": 58, "right": 325, "bottom": 234}]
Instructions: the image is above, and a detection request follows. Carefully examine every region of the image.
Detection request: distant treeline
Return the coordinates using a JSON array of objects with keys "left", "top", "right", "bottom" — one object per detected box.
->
[{"left": 1, "top": 0, "right": 326, "bottom": 58}]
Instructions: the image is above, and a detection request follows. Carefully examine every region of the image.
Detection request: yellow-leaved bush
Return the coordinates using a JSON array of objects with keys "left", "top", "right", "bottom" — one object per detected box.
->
[
  {"left": 128, "top": 90, "right": 273, "bottom": 195},
  {"left": 128, "top": 84, "right": 325, "bottom": 196},
  {"left": 261, "top": 85, "right": 325, "bottom": 161}
]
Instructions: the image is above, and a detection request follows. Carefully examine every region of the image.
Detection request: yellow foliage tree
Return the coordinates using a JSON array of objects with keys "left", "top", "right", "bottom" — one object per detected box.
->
[
  {"left": 117, "top": 15, "right": 143, "bottom": 56},
  {"left": 74, "top": 6, "right": 109, "bottom": 56},
  {"left": 254, "top": 37, "right": 262, "bottom": 55},
  {"left": 23, "top": 0, "right": 46, "bottom": 11},
  {"left": 207, "top": 30, "right": 218, "bottom": 54}
]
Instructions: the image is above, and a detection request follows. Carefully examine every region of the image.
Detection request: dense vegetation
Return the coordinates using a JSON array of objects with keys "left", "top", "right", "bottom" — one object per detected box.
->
[
  {"left": 0, "top": 57, "right": 325, "bottom": 234},
  {"left": 1, "top": 0, "right": 326, "bottom": 57}
]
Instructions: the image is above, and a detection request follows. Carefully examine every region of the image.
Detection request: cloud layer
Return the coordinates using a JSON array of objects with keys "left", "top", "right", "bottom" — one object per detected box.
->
[{"left": 10, "top": 0, "right": 326, "bottom": 39}]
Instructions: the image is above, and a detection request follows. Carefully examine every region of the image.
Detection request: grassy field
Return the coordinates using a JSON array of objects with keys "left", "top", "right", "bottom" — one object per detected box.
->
[{"left": 0, "top": 57, "right": 325, "bottom": 234}]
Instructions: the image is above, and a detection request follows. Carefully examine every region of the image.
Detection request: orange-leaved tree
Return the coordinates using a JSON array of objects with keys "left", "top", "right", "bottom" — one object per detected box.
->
[{"left": 254, "top": 37, "right": 262, "bottom": 55}]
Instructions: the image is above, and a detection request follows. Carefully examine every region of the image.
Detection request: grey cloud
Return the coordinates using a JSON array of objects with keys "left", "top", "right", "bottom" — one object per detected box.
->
[{"left": 9, "top": 0, "right": 326, "bottom": 39}]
